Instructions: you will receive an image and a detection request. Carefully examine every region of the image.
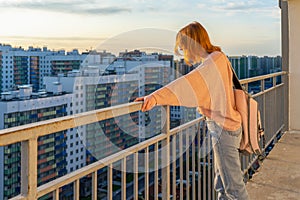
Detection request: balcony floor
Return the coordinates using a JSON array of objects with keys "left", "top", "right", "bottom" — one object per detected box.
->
[{"left": 246, "top": 131, "right": 300, "bottom": 200}]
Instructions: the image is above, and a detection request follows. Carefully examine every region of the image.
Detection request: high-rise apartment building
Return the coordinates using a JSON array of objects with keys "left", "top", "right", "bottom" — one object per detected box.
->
[
  {"left": 228, "top": 56, "right": 249, "bottom": 79},
  {"left": 0, "top": 44, "right": 114, "bottom": 93},
  {"left": 228, "top": 55, "right": 282, "bottom": 79},
  {"left": 0, "top": 85, "right": 73, "bottom": 199}
]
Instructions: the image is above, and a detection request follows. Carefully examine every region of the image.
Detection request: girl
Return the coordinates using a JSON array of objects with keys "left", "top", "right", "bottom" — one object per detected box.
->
[{"left": 135, "top": 21, "right": 249, "bottom": 200}]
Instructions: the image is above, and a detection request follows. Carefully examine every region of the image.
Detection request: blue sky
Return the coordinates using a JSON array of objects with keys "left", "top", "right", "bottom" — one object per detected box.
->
[{"left": 0, "top": 0, "right": 281, "bottom": 56}]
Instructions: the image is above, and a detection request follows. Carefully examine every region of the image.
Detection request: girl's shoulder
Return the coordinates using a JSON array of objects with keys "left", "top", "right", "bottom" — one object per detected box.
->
[
  {"left": 209, "top": 51, "right": 226, "bottom": 60},
  {"left": 206, "top": 51, "right": 228, "bottom": 66}
]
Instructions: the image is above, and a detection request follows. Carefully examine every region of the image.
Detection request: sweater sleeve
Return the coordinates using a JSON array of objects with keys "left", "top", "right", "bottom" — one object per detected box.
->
[{"left": 152, "top": 62, "right": 212, "bottom": 108}]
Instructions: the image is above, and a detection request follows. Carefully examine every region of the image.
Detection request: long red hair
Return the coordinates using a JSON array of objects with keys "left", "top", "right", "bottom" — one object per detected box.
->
[{"left": 175, "top": 21, "right": 221, "bottom": 65}]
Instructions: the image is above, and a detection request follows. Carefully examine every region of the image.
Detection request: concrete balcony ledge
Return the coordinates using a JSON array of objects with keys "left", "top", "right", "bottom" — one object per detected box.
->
[{"left": 246, "top": 131, "right": 300, "bottom": 200}]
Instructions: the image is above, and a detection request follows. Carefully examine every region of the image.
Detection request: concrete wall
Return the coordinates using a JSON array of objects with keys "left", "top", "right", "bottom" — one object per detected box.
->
[{"left": 288, "top": 0, "right": 300, "bottom": 130}]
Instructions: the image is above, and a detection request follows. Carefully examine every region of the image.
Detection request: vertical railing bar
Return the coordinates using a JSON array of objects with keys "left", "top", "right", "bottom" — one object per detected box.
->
[
  {"left": 261, "top": 79, "right": 265, "bottom": 92},
  {"left": 207, "top": 129, "right": 212, "bottom": 200},
  {"left": 108, "top": 164, "right": 113, "bottom": 200},
  {"left": 53, "top": 189, "right": 59, "bottom": 200},
  {"left": 244, "top": 83, "right": 248, "bottom": 93},
  {"left": 274, "top": 81, "right": 277, "bottom": 140},
  {"left": 192, "top": 126, "right": 196, "bottom": 200},
  {"left": 185, "top": 128, "right": 190, "bottom": 200},
  {"left": 145, "top": 147, "right": 149, "bottom": 200},
  {"left": 197, "top": 123, "right": 201, "bottom": 200},
  {"left": 162, "top": 105, "right": 170, "bottom": 200},
  {"left": 172, "top": 135, "right": 177, "bottom": 200},
  {"left": 241, "top": 154, "right": 246, "bottom": 178},
  {"left": 74, "top": 179, "right": 80, "bottom": 200},
  {"left": 262, "top": 79, "right": 266, "bottom": 154},
  {"left": 243, "top": 154, "right": 247, "bottom": 172},
  {"left": 92, "top": 171, "right": 97, "bottom": 200},
  {"left": 154, "top": 143, "right": 159, "bottom": 200},
  {"left": 21, "top": 138, "right": 38, "bottom": 199},
  {"left": 121, "top": 158, "right": 127, "bottom": 200},
  {"left": 273, "top": 76, "right": 277, "bottom": 87},
  {"left": 134, "top": 152, "right": 139, "bottom": 200},
  {"left": 179, "top": 132, "right": 183, "bottom": 200},
  {"left": 249, "top": 154, "right": 252, "bottom": 175},
  {"left": 212, "top": 147, "right": 216, "bottom": 200},
  {"left": 203, "top": 123, "right": 207, "bottom": 200}
]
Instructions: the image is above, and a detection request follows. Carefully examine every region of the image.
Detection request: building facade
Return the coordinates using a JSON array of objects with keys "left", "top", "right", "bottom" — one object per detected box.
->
[{"left": 0, "top": 86, "right": 72, "bottom": 199}]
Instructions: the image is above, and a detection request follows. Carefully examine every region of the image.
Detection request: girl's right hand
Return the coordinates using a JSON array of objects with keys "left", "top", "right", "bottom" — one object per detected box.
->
[{"left": 134, "top": 95, "right": 157, "bottom": 112}]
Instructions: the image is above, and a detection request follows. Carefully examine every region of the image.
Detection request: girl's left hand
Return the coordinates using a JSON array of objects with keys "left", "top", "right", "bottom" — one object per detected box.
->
[{"left": 134, "top": 95, "right": 157, "bottom": 112}]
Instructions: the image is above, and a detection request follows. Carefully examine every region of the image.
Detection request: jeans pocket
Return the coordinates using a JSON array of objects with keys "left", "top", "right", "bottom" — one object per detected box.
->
[{"left": 225, "top": 126, "right": 242, "bottom": 137}]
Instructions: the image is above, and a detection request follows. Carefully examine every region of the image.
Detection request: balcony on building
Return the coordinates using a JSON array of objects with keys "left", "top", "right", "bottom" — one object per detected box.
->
[{"left": 0, "top": 0, "right": 299, "bottom": 199}]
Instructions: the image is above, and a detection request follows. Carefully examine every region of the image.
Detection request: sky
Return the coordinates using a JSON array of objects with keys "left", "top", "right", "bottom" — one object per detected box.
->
[{"left": 0, "top": 0, "right": 281, "bottom": 56}]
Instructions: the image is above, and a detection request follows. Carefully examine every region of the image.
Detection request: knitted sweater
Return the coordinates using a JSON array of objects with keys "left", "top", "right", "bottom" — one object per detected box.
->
[{"left": 152, "top": 51, "right": 242, "bottom": 131}]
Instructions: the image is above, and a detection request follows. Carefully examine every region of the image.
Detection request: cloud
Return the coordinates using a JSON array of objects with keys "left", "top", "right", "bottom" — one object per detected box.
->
[
  {"left": 197, "top": 3, "right": 207, "bottom": 9},
  {"left": 207, "top": 0, "right": 280, "bottom": 18},
  {"left": 0, "top": 0, "right": 131, "bottom": 15},
  {"left": 220, "top": 1, "right": 257, "bottom": 10}
]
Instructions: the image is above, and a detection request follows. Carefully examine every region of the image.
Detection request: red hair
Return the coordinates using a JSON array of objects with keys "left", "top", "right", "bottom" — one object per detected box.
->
[{"left": 175, "top": 21, "right": 221, "bottom": 65}]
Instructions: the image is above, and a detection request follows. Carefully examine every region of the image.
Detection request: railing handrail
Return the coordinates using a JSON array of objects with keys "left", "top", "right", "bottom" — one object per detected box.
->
[
  {"left": 239, "top": 71, "right": 287, "bottom": 84},
  {"left": 0, "top": 102, "right": 142, "bottom": 146}
]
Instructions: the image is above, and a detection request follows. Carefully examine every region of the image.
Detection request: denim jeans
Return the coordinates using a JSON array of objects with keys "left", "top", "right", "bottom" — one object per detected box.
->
[{"left": 206, "top": 120, "right": 250, "bottom": 200}]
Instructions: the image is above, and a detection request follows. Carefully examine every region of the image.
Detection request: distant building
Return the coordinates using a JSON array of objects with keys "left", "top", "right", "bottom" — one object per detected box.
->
[
  {"left": 228, "top": 56, "right": 249, "bottom": 79},
  {"left": 0, "top": 85, "right": 73, "bottom": 199},
  {"left": 0, "top": 44, "right": 113, "bottom": 93},
  {"left": 228, "top": 55, "right": 282, "bottom": 79}
]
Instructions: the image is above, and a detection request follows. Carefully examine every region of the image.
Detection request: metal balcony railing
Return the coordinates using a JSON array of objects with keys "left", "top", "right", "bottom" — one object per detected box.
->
[{"left": 0, "top": 71, "right": 287, "bottom": 200}]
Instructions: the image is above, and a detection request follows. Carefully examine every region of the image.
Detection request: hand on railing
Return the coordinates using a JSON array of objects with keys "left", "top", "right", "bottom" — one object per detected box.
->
[{"left": 134, "top": 95, "right": 157, "bottom": 112}]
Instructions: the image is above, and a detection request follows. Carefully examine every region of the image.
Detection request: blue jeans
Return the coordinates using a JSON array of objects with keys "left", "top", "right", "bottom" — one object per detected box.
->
[{"left": 207, "top": 120, "right": 250, "bottom": 200}]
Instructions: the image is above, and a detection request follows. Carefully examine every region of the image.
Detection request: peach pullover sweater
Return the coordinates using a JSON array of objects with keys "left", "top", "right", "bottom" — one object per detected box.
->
[{"left": 152, "top": 51, "right": 242, "bottom": 131}]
